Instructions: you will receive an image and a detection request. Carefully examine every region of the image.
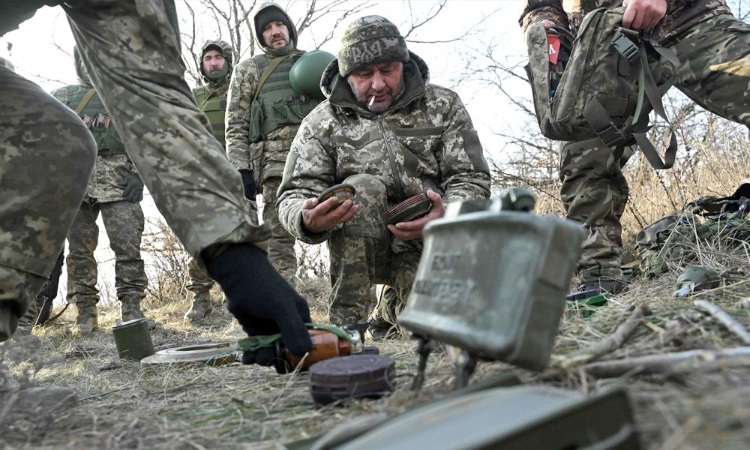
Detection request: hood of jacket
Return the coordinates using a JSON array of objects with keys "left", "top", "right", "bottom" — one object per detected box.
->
[{"left": 254, "top": 2, "right": 298, "bottom": 57}]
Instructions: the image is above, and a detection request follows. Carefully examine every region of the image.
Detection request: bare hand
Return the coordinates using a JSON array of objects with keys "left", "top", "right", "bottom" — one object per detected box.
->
[
  {"left": 622, "top": 0, "right": 667, "bottom": 30},
  {"left": 301, "top": 196, "right": 359, "bottom": 234},
  {"left": 387, "top": 190, "right": 444, "bottom": 241}
]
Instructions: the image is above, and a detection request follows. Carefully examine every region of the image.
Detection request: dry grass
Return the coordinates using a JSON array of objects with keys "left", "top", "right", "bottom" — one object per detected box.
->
[{"left": 3, "top": 257, "right": 750, "bottom": 449}]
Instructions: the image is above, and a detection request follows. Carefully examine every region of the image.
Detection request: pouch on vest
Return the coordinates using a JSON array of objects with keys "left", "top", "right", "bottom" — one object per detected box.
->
[
  {"left": 249, "top": 99, "right": 264, "bottom": 143},
  {"left": 525, "top": 7, "right": 681, "bottom": 170}
]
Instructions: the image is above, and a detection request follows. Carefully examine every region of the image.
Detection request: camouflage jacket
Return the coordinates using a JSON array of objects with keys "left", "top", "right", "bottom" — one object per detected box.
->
[
  {"left": 519, "top": 0, "right": 731, "bottom": 45},
  {"left": 277, "top": 52, "right": 492, "bottom": 244},
  {"left": 51, "top": 84, "right": 139, "bottom": 203},
  {"left": 225, "top": 54, "right": 305, "bottom": 181}
]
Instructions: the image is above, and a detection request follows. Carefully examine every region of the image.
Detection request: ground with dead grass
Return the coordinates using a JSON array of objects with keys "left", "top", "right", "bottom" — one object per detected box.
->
[{"left": 2, "top": 265, "right": 750, "bottom": 449}]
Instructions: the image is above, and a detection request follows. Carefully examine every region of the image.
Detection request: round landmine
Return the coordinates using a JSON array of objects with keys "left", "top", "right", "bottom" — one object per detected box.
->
[
  {"left": 141, "top": 342, "right": 238, "bottom": 368},
  {"left": 309, "top": 354, "right": 396, "bottom": 407},
  {"left": 386, "top": 192, "right": 433, "bottom": 225},
  {"left": 318, "top": 184, "right": 356, "bottom": 206}
]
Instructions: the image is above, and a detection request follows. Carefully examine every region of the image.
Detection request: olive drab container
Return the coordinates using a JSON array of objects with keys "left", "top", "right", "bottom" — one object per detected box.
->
[
  {"left": 112, "top": 318, "right": 155, "bottom": 361},
  {"left": 398, "top": 191, "right": 585, "bottom": 370}
]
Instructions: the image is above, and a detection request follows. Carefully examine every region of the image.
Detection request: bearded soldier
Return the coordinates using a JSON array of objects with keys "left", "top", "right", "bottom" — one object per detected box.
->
[
  {"left": 50, "top": 49, "right": 148, "bottom": 334},
  {"left": 184, "top": 40, "right": 259, "bottom": 322},
  {"left": 276, "top": 16, "right": 491, "bottom": 330},
  {"left": 226, "top": 2, "right": 321, "bottom": 287}
]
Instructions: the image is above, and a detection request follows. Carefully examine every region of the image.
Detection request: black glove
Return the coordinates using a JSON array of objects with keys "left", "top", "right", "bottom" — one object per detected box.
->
[
  {"left": 204, "top": 243, "right": 313, "bottom": 369},
  {"left": 119, "top": 172, "right": 144, "bottom": 202},
  {"left": 239, "top": 169, "right": 257, "bottom": 201}
]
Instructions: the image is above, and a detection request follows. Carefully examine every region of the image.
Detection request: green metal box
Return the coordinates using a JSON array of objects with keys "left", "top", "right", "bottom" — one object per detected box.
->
[
  {"left": 329, "top": 386, "right": 640, "bottom": 450},
  {"left": 398, "top": 208, "right": 584, "bottom": 370}
]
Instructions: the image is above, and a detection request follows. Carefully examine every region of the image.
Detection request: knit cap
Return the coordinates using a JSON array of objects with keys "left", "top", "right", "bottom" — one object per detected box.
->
[{"left": 338, "top": 16, "right": 409, "bottom": 76}]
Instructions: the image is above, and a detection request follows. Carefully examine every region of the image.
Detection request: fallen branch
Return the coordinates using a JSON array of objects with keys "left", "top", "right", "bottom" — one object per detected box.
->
[
  {"left": 582, "top": 346, "right": 750, "bottom": 378},
  {"left": 556, "top": 304, "right": 651, "bottom": 369},
  {"left": 694, "top": 299, "right": 750, "bottom": 345}
]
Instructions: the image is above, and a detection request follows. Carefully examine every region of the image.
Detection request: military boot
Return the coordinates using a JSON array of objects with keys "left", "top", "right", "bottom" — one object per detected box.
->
[
  {"left": 184, "top": 292, "right": 213, "bottom": 322},
  {"left": 71, "top": 302, "right": 98, "bottom": 335},
  {"left": 120, "top": 300, "right": 145, "bottom": 322}
]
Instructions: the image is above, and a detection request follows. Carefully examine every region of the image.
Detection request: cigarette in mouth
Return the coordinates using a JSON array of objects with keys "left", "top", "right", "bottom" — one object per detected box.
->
[{"left": 368, "top": 96, "right": 375, "bottom": 107}]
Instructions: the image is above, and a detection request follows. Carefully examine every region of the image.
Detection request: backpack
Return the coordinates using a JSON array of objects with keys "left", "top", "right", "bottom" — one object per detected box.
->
[
  {"left": 524, "top": 7, "right": 681, "bottom": 169},
  {"left": 633, "top": 182, "right": 750, "bottom": 277}
]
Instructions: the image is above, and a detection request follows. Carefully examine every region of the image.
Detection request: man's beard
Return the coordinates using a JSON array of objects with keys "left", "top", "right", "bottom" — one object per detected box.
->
[{"left": 350, "top": 81, "right": 403, "bottom": 114}]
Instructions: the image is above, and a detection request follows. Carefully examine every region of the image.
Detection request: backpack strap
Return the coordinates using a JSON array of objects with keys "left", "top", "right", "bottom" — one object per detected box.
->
[
  {"left": 252, "top": 54, "right": 292, "bottom": 103},
  {"left": 583, "top": 29, "right": 680, "bottom": 170},
  {"left": 74, "top": 88, "right": 97, "bottom": 115}
]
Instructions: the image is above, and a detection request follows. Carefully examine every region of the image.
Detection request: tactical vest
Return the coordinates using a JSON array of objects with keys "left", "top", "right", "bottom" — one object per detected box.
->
[
  {"left": 253, "top": 52, "right": 319, "bottom": 138},
  {"left": 193, "top": 83, "right": 228, "bottom": 146},
  {"left": 65, "top": 85, "right": 126, "bottom": 156}
]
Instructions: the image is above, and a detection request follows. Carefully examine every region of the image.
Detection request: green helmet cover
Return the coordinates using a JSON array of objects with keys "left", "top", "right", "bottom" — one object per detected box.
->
[{"left": 289, "top": 49, "right": 335, "bottom": 101}]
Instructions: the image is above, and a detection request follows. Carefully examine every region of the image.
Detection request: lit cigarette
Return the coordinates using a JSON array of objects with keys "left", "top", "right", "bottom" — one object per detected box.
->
[{"left": 368, "top": 96, "right": 375, "bottom": 107}]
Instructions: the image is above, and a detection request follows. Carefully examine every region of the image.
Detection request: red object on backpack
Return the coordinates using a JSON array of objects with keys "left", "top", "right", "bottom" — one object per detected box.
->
[{"left": 547, "top": 34, "right": 561, "bottom": 64}]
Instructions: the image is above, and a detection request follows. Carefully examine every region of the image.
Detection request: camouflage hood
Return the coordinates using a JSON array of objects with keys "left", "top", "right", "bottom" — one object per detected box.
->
[
  {"left": 198, "top": 39, "right": 233, "bottom": 86},
  {"left": 319, "top": 50, "right": 430, "bottom": 116},
  {"left": 254, "top": 2, "right": 298, "bottom": 57}
]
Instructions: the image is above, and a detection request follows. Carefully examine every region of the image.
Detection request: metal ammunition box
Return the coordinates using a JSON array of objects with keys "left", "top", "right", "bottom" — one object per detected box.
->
[
  {"left": 398, "top": 209, "right": 585, "bottom": 370},
  {"left": 329, "top": 386, "right": 640, "bottom": 450}
]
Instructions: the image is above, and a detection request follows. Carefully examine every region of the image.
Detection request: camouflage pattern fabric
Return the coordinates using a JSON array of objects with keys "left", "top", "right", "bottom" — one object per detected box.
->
[
  {"left": 186, "top": 50, "right": 253, "bottom": 305},
  {"left": 64, "top": 0, "right": 269, "bottom": 258},
  {"left": 526, "top": 4, "right": 750, "bottom": 282},
  {"left": 66, "top": 199, "right": 147, "bottom": 315},
  {"left": 337, "top": 15, "right": 410, "bottom": 76},
  {"left": 225, "top": 4, "right": 308, "bottom": 287},
  {"left": 325, "top": 175, "right": 422, "bottom": 324},
  {"left": 186, "top": 256, "right": 213, "bottom": 299},
  {"left": 520, "top": 0, "right": 732, "bottom": 46},
  {"left": 225, "top": 3, "right": 305, "bottom": 183},
  {"left": 277, "top": 49, "right": 491, "bottom": 323},
  {"left": 1, "top": 0, "right": 268, "bottom": 340},
  {"left": 0, "top": 65, "right": 96, "bottom": 341},
  {"left": 261, "top": 177, "right": 298, "bottom": 286}
]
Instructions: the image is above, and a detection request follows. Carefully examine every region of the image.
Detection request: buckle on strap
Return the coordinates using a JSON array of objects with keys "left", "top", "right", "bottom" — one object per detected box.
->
[{"left": 612, "top": 30, "right": 640, "bottom": 63}]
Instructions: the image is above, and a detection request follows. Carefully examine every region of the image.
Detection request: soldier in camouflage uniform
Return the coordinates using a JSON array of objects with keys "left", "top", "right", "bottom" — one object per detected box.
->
[
  {"left": 50, "top": 49, "right": 148, "bottom": 334},
  {"left": 184, "top": 40, "right": 259, "bottom": 323},
  {"left": 226, "top": 2, "right": 321, "bottom": 287},
  {"left": 520, "top": 0, "right": 750, "bottom": 295},
  {"left": 277, "top": 16, "right": 492, "bottom": 327},
  {"left": 1, "top": 1, "right": 312, "bottom": 370}
]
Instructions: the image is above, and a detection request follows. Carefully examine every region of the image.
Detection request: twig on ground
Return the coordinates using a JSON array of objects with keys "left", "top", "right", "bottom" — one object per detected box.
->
[
  {"left": 555, "top": 304, "right": 651, "bottom": 369},
  {"left": 582, "top": 346, "right": 750, "bottom": 378},
  {"left": 693, "top": 299, "right": 750, "bottom": 345}
]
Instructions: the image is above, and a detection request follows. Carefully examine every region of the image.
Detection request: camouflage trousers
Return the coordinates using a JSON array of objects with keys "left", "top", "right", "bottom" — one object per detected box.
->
[
  {"left": 262, "top": 177, "right": 298, "bottom": 286},
  {"left": 62, "top": 0, "right": 269, "bottom": 261},
  {"left": 0, "top": 67, "right": 96, "bottom": 341},
  {"left": 560, "top": 14, "right": 750, "bottom": 282},
  {"left": 328, "top": 174, "right": 421, "bottom": 325},
  {"left": 187, "top": 197, "right": 259, "bottom": 298},
  {"left": 186, "top": 257, "right": 214, "bottom": 299},
  {"left": 66, "top": 199, "right": 147, "bottom": 310}
]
